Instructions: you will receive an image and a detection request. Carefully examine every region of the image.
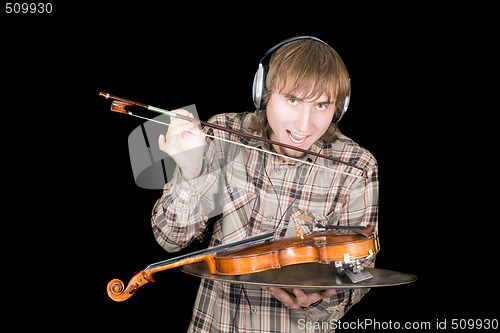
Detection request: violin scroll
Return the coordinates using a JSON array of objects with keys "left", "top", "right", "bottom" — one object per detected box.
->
[
  {"left": 107, "top": 270, "right": 155, "bottom": 302},
  {"left": 107, "top": 279, "right": 125, "bottom": 299}
]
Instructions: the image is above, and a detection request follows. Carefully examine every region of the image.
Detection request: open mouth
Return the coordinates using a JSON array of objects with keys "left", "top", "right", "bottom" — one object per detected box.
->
[{"left": 286, "top": 130, "right": 309, "bottom": 144}]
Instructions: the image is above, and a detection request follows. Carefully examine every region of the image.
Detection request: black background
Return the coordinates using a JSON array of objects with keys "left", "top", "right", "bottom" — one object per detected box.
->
[{"left": 2, "top": 3, "right": 497, "bottom": 331}]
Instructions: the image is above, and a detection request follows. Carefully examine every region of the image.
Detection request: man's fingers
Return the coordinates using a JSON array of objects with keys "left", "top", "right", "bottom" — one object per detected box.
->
[
  {"left": 170, "top": 109, "right": 197, "bottom": 128},
  {"left": 267, "top": 287, "right": 296, "bottom": 308},
  {"left": 263, "top": 287, "right": 334, "bottom": 309},
  {"left": 158, "top": 134, "right": 166, "bottom": 152},
  {"left": 318, "top": 289, "right": 337, "bottom": 299},
  {"left": 293, "top": 289, "right": 317, "bottom": 307}
]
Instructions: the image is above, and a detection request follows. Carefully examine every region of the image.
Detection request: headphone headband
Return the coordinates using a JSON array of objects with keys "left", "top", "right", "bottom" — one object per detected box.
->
[{"left": 258, "top": 36, "right": 331, "bottom": 64}]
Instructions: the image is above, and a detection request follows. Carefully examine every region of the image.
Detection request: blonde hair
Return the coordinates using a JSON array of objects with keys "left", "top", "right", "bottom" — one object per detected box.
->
[{"left": 253, "top": 38, "right": 350, "bottom": 142}]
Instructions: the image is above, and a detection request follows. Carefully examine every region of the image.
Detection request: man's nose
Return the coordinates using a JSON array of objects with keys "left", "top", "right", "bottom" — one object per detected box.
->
[{"left": 294, "top": 105, "right": 313, "bottom": 132}]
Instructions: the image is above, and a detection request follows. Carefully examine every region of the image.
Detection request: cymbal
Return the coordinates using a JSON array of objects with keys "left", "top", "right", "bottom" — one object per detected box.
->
[{"left": 181, "top": 262, "right": 417, "bottom": 292}]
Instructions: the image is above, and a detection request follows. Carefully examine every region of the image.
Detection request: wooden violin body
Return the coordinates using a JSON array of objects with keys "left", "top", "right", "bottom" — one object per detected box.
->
[
  {"left": 210, "top": 225, "right": 379, "bottom": 275},
  {"left": 107, "top": 226, "right": 379, "bottom": 302}
]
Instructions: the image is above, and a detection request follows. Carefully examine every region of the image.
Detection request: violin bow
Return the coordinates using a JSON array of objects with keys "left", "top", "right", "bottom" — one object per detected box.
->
[{"left": 99, "top": 92, "right": 365, "bottom": 178}]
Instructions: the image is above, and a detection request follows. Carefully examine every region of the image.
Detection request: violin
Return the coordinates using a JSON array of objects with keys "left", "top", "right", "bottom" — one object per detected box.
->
[{"left": 107, "top": 225, "right": 379, "bottom": 302}]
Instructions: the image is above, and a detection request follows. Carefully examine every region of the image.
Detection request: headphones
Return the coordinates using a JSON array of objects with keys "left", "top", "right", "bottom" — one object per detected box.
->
[{"left": 252, "top": 36, "right": 350, "bottom": 123}]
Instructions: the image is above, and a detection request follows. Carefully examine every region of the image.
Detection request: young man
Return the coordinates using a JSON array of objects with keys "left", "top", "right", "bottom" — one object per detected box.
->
[{"left": 152, "top": 37, "right": 378, "bottom": 332}]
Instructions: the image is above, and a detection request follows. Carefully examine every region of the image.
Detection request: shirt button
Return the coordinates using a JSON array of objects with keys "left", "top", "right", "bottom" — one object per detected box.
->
[{"left": 251, "top": 307, "right": 258, "bottom": 314}]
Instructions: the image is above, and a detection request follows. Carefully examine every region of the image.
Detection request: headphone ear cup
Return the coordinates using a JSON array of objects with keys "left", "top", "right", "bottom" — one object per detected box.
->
[
  {"left": 252, "top": 63, "right": 266, "bottom": 110},
  {"left": 343, "top": 94, "right": 350, "bottom": 114},
  {"left": 334, "top": 93, "right": 350, "bottom": 123}
]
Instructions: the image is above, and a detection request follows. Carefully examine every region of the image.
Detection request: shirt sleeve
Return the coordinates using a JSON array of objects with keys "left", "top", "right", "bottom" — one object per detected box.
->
[
  {"left": 335, "top": 163, "right": 379, "bottom": 309},
  {"left": 150, "top": 141, "right": 222, "bottom": 253},
  {"left": 341, "top": 163, "right": 378, "bottom": 273},
  {"left": 338, "top": 163, "right": 379, "bottom": 229}
]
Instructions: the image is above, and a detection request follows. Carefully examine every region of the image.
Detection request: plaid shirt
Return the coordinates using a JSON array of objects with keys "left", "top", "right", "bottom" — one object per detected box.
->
[{"left": 151, "top": 112, "right": 379, "bottom": 332}]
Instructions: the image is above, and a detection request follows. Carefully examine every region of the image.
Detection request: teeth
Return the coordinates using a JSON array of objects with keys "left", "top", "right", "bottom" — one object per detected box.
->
[{"left": 287, "top": 130, "right": 308, "bottom": 144}]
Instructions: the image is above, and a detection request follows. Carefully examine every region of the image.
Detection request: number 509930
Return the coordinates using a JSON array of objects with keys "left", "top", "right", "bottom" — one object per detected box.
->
[{"left": 5, "top": 3, "right": 52, "bottom": 14}]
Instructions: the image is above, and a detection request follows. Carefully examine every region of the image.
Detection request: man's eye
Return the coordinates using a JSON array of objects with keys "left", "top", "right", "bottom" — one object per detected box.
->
[
  {"left": 288, "top": 99, "right": 298, "bottom": 105},
  {"left": 316, "top": 103, "right": 328, "bottom": 110}
]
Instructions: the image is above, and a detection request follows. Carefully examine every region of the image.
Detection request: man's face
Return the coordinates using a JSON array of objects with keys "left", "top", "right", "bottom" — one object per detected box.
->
[{"left": 266, "top": 92, "right": 335, "bottom": 160}]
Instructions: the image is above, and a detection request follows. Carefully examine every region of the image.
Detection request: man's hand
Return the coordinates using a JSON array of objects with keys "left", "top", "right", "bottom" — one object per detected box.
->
[
  {"left": 262, "top": 287, "right": 337, "bottom": 310},
  {"left": 158, "top": 109, "right": 206, "bottom": 180}
]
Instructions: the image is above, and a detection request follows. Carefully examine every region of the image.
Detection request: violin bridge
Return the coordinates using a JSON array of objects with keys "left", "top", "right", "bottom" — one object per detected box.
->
[{"left": 295, "top": 214, "right": 312, "bottom": 239}]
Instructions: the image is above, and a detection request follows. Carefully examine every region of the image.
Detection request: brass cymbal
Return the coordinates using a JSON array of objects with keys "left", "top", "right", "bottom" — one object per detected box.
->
[{"left": 181, "top": 262, "right": 417, "bottom": 292}]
